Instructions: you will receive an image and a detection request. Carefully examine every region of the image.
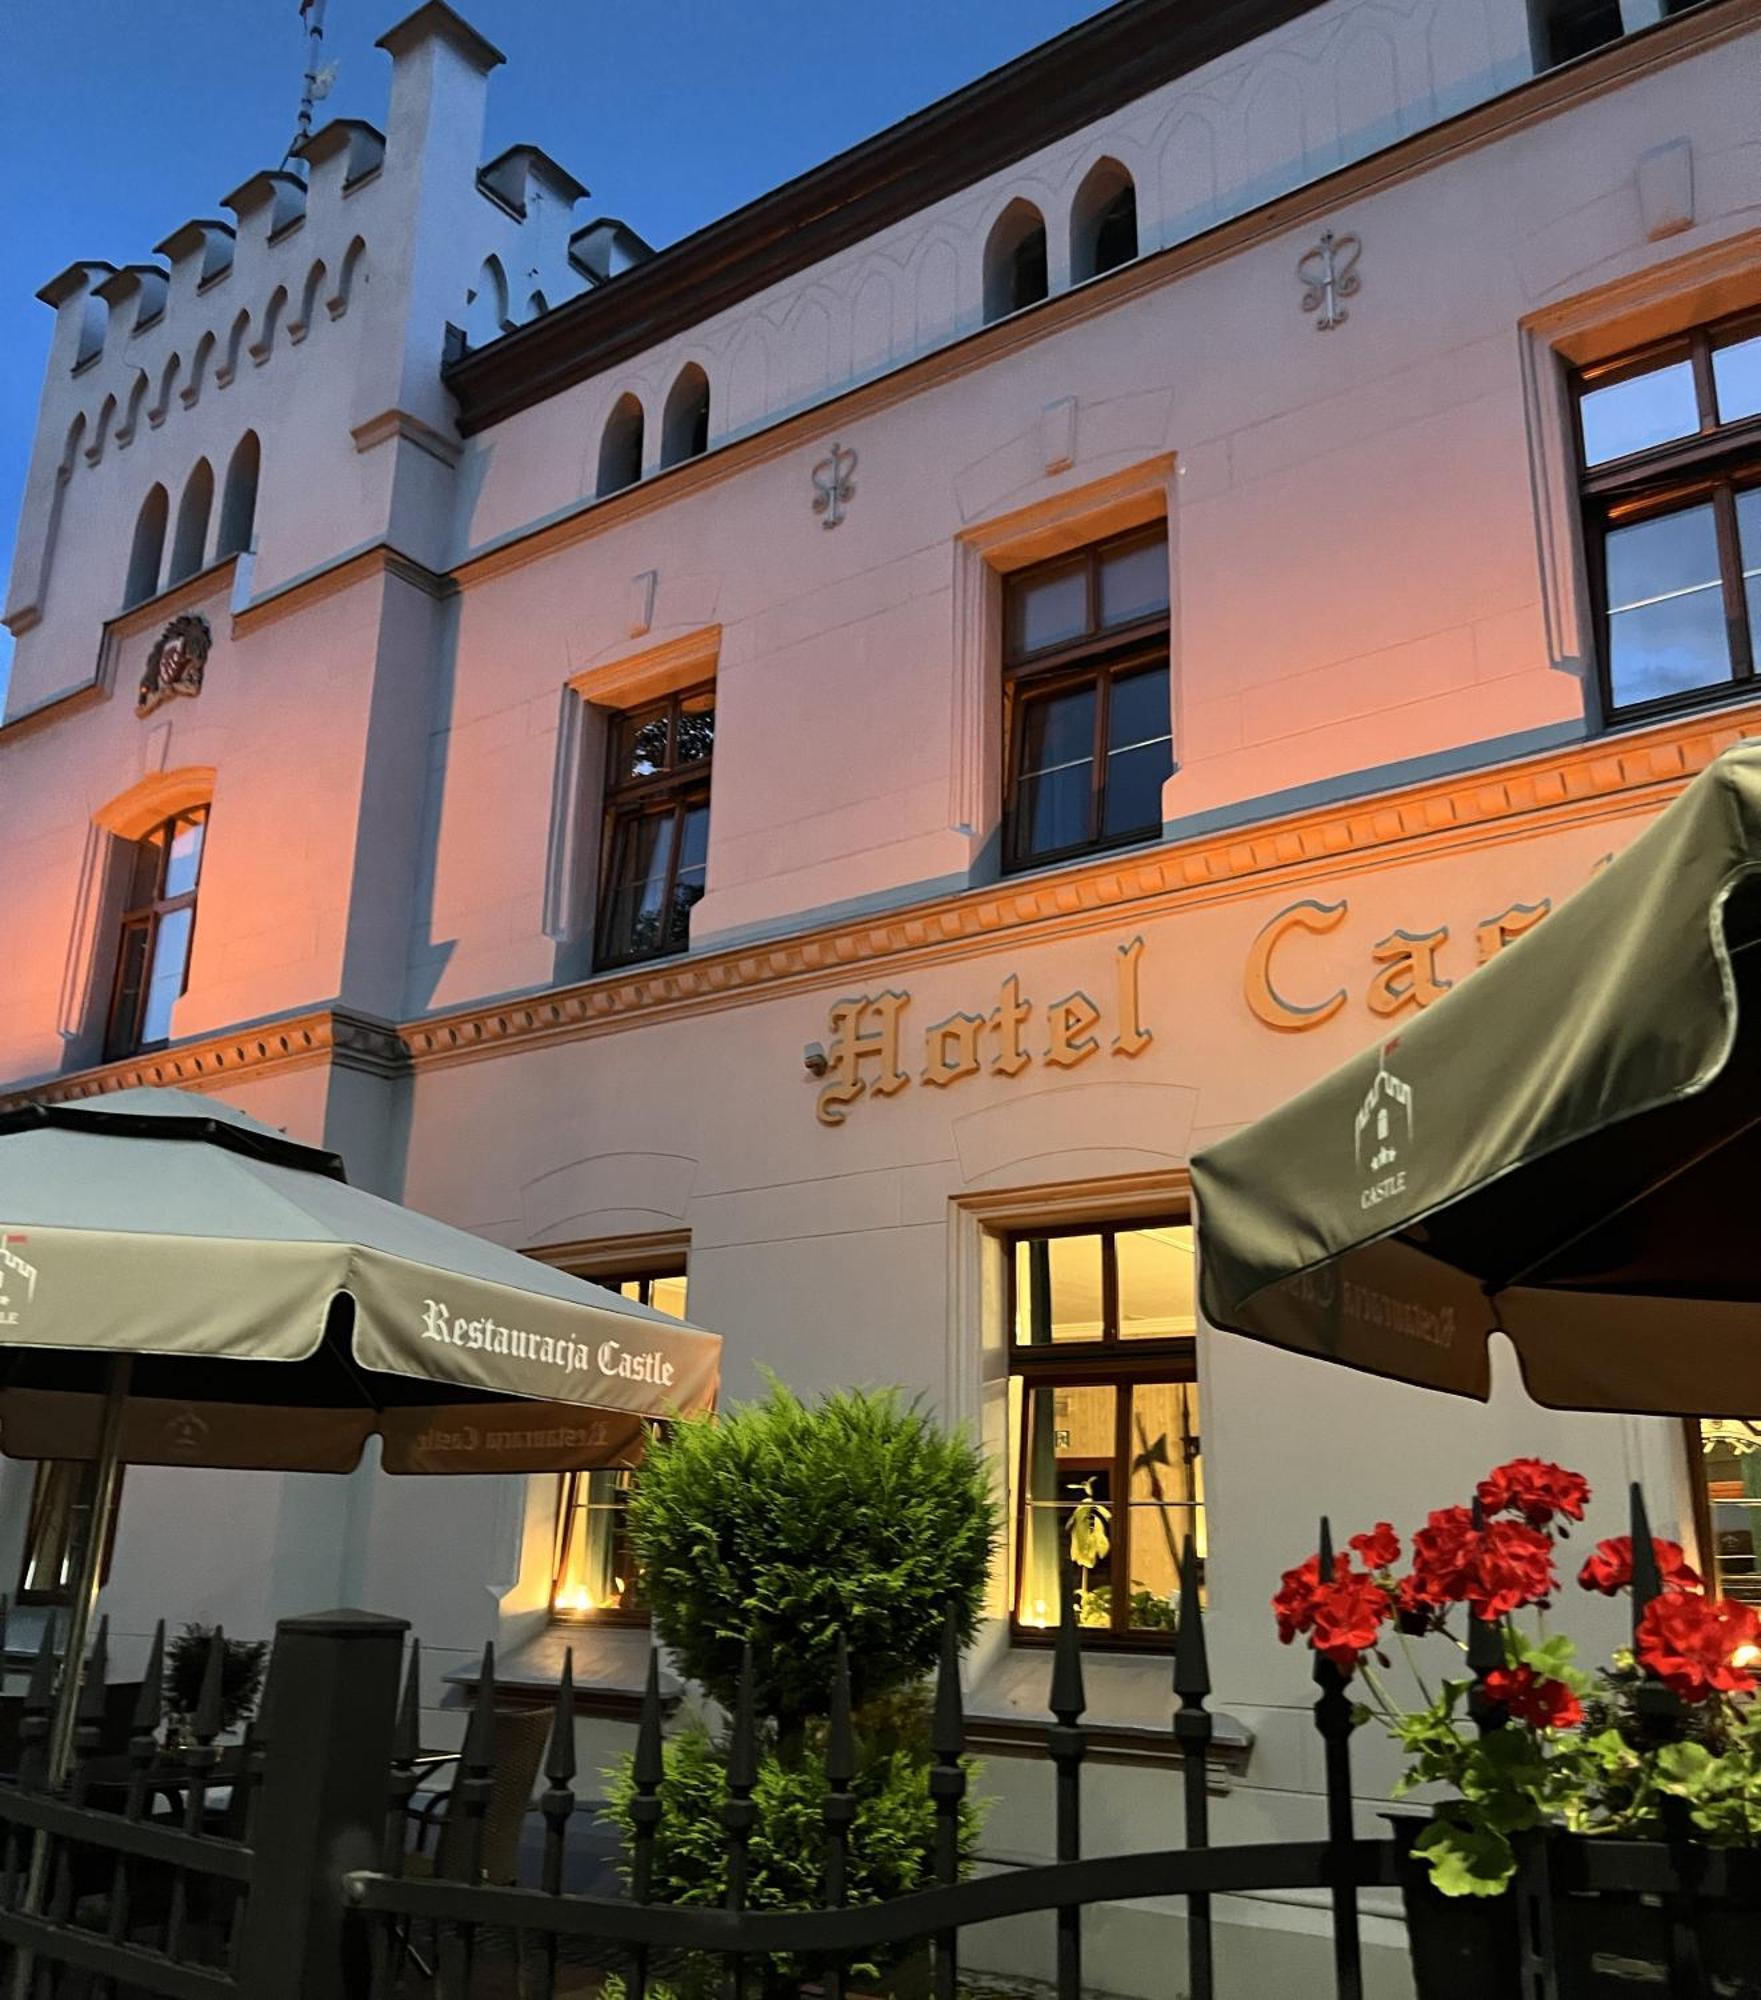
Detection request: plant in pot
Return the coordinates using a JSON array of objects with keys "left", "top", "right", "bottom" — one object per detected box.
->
[
  {"left": 606, "top": 1380, "right": 998, "bottom": 1996},
  {"left": 163, "top": 1624, "right": 269, "bottom": 1746},
  {"left": 1273, "top": 1459, "right": 1761, "bottom": 1998}
]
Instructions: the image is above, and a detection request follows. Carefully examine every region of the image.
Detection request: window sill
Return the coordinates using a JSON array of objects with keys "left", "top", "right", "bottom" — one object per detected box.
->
[
  {"left": 442, "top": 1621, "right": 682, "bottom": 1721},
  {"left": 965, "top": 1645, "right": 1252, "bottom": 1784}
]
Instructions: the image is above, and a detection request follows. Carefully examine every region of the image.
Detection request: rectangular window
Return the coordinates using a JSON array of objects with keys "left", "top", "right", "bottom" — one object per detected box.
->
[
  {"left": 1693, "top": 1419, "right": 1761, "bottom": 1610},
  {"left": 594, "top": 686, "right": 713, "bottom": 971},
  {"left": 17, "top": 1460, "right": 119, "bottom": 1606},
  {"left": 1531, "top": 0, "right": 1698, "bottom": 68},
  {"left": 1001, "top": 527, "right": 1172, "bottom": 874},
  {"left": 549, "top": 1262, "right": 688, "bottom": 1623},
  {"left": 104, "top": 806, "right": 208, "bottom": 1060},
  {"left": 1008, "top": 1218, "right": 1202, "bottom": 1645},
  {"left": 1575, "top": 314, "right": 1761, "bottom": 724}
]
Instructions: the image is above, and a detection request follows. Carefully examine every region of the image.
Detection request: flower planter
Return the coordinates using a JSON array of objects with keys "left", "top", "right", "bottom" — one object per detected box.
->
[{"left": 1393, "top": 1818, "right": 1761, "bottom": 1998}]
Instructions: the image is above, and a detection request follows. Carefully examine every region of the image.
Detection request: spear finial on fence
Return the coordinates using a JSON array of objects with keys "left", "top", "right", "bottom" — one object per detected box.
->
[
  {"left": 930, "top": 1605, "right": 966, "bottom": 2000},
  {"left": 827, "top": 1633, "right": 855, "bottom": 1789},
  {"left": 77, "top": 1618, "right": 110, "bottom": 1723},
  {"left": 1049, "top": 1582, "right": 1087, "bottom": 1729},
  {"left": 1629, "top": 1483, "right": 1664, "bottom": 1637},
  {"left": 630, "top": 1649, "right": 665, "bottom": 1916},
  {"left": 1174, "top": 1534, "right": 1214, "bottom": 2000},
  {"left": 823, "top": 1631, "right": 857, "bottom": 1999},
  {"left": 1174, "top": 1535, "right": 1211, "bottom": 1706},
  {"left": 540, "top": 1648, "right": 576, "bottom": 1907},
  {"left": 132, "top": 1622, "right": 165, "bottom": 1741}
]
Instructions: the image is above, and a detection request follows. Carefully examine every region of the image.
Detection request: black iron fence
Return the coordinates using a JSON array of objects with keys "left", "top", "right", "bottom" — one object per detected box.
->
[{"left": 345, "top": 1538, "right": 1405, "bottom": 2000}]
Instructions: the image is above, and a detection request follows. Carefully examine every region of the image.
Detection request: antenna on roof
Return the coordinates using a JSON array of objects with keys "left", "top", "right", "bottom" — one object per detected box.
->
[{"left": 284, "top": 0, "right": 338, "bottom": 171}]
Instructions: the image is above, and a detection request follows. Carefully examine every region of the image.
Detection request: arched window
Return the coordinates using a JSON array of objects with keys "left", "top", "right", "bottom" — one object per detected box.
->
[
  {"left": 329, "top": 236, "right": 366, "bottom": 320},
  {"left": 526, "top": 289, "right": 549, "bottom": 321},
  {"left": 117, "top": 370, "right": 149, "bottom": 448},
  {"left": 219, "top": 310, "right": 250, "bottom": 388},
  {"left": 105, "top": 805, "right": 209, "bottom": 1059},
  {"left": 73, "top": 293, "right": 106, "bottom": 371},
  {"left": 660, "top": 364, "right": 710, "bottom": 468},
  {"left": 249, "top": 287, "right": 287, "bottom": 366},
  {"left": 124, "top": 484, "right": 169, "bottom": 607},
  {"left": 464, "top": 257, "right": 509, "bottom": 348},
  {"left": 217, "top": 432, "right": 260, "bottom": 559},
  {"left": 168, "top": 459, "right": 214, "bottom": 585},
  {"left": 1071, "top": 160, "right": 1138, "bottom": 282},
  {"left": 86, "top": 394, "right": 117, "bottom": 467},
  {"left": 597, "top": 394, "right": 645, "bottom": 497},
  {"left": 150, "top": 352, "right": 182, "bottom": 426},
  {"left": 293, "top": 259, "right": 327, "bottom": 341},
  {"left": 983, "top": 201, "right": 1049, "bottom": 323}
]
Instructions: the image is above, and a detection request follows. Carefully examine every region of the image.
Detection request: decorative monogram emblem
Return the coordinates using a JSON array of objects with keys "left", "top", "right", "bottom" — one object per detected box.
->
[
  {"left": 137, "top": 613, "right": 213, "bottom": 718},
  {"left": 0, "top": 1234, "right": 37, "bottom": 1329},
  {"left": 811, "top": 444, "right": 858, "bottom": 529},
  {"left": 1354, "top": 1041, "right": 1414, "bottom": 1212},
  {"left": 1297, "top": 231, "right": 1362, "bottom": 332}
]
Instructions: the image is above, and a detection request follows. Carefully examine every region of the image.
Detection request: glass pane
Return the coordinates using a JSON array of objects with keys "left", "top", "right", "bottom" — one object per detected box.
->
[
  {"left": 1101, "top": 666, "right": 1172, "bottom": 841},
  {"left": 1700, "top": 1418, "right": 1761, "bottom": 1609},
  {"left": 1579, "top": 356, "right": 1699, "bottom": 466},
  {"left": 551, "top": 1468, "right": 640, "bottom": 1616},
  {"left": 1117, "top": 1224, "right": 1197, "bottom": 1339},
  {"left": 1017, "top": 1381, "right": 1117, "bottom": 1629},
  {"left": 1013, "top": 1232, "right": 1104, "bottom": 1344},
  {"left": 1126, "top": 1380, "right": 1204, "bottom": 1628},
  {"left": 1006, "top": 558, "right": 1087, "bottom": 658},
  {"left": 1013, "top": 685, "right": 1095, "bottom": 859},
  {"left": 1098, "top": 533, "right": 1169, "bottom": 628},
  {"left": 617, "top": 705, "right": 670, "bottom": 782},
  {"left": 139, "top": 905, "right": 194, "bottom": 1046},
  {"left": 108, "top": 919, "right": 151, "bottom": 1055},
  {"left": 602, "top": 811, "right": 677, "bottom": 961},
  {"left": 1713, "top": 333, "right": 1761, "bottom": 426},
  {"left": 128, "top": 825, "right": 166, "bottom": 910},
  {"left": 1739, "top": 487, "right": 1761, "bottom": 658},
  {"left": 161, "top": 811, "right": 206, "bottom": 900},
  {"left": 674, "top": 690, "right": 715, "bottom": 768},
  {"left": 648, "top": 1274, "right": 688, "bottom": 1320},
  {"left": 1604, "top": 503, "right": 1732, "bottom": 709}
]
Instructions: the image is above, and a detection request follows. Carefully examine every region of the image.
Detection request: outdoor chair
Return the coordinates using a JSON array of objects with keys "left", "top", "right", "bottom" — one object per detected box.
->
[{"left": 398, "top": 1705, "right": 551, "bottom": 1985}]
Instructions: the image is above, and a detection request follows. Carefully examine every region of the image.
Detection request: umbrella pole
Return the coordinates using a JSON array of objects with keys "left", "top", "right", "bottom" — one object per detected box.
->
[{"left": 8, "top": 1353, "right": 131, "bottom": 1997}]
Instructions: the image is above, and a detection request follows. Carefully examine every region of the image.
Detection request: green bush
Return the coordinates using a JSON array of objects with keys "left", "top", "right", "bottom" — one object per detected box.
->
[
  {"left": 630, "top": 1381, "right": 997, "bottom": 1729},
  {"left": 605, "top": 1694, "right": 984, "bottom": 1985}
]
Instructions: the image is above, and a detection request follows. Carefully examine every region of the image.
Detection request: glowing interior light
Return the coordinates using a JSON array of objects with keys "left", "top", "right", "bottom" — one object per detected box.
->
[{"left": 1732, "top": 1642, "right": 1761, "bottom": 1669}]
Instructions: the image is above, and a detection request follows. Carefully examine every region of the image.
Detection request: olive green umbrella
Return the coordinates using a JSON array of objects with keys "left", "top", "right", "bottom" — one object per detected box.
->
[{"left": 1192, "top": 740, "right": 1761, "bottom": 1415}]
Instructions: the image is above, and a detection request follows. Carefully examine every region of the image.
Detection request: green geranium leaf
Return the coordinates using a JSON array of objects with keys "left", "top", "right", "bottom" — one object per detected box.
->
[{"left": 1414, "top": 1817, "right": 1517, "bottom": 1898}]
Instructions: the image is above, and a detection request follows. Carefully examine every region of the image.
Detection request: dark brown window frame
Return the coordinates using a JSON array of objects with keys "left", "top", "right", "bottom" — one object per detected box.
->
[
  {"left": 548, "top": 1260, "right": 687, "bottom": 1627},
  {"left": 1575, "top": 310, "right": 1761, "bottom": 728},
  {"left": 1001, "top": 528, "right": 1172, "bottom": 875},
  {"left": 16, "top": 1459, "right": 122, "bottom": 1608},
  {"left": 593, "top": 683, "right": 714, "bottom": 972},
  {"left": 104, "top": 805, "right": 209, "bottom": 1062},
  {"left": 1007, "top": 1215, "right": 1201, "bottom": 1651}
]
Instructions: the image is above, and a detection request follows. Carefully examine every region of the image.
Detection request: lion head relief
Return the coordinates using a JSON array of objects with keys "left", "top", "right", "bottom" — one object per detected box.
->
[{"left": 137, "top": 613, "right": 213, "bottom": 719}]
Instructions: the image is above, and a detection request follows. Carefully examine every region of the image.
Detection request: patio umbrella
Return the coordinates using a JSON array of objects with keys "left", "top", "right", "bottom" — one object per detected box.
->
[
  {"left": 1191, "top": 739, "right": 1761, "bottom": 1416},
  {"left": 0, "top": 1086, "right": 722, "bottom": 1780}
]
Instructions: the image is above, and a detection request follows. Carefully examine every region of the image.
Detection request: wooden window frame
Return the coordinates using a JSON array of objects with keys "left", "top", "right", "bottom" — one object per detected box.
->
[
  {"left": 1686, "top": 1415, "right": 1761, "bottom": 1610},
  {"left": 548, "top": 1260, "right": 687, "bottom": 1627},
  {"left": 593, "top": 683, "right": 714, "bottom": 972},
  {"left": 1007, "top": 1215, "right": 1201, "bottom": 1651},
  {"left": 1575, "top": 311, "right": 1761, "bottom": 728},
  {"left": 1001, "top": 528, "right": 1171, "bottom": 875},
  {"left": 16, "top": 1459, "right": 122, "bottom": 1608},
  {"left": 103, "top": 805, "right": 208, "bottom": 1062}
]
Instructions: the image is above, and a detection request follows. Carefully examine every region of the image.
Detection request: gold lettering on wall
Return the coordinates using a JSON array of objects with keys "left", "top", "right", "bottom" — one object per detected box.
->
[
  {"left": 1244, "top": 900, "right": 1348, "bottom": 1031},
  {"left": 1475, "top": 900, "right": 1551, "bottom": 963},
  {"left": 1367, "top": 927, "right": 1452, "bottom": 1017},
  {"left": 813, "top": 939, "right": 1152, "bottom": 1125}
]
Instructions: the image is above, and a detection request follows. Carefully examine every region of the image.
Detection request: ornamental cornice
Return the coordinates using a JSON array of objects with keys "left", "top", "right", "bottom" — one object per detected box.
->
[
  {"left": 4, "top": 708, "right": 1756, "bottom": 1108},
  {"left": 399, "top": 705, "right": 1761, "bottom": 1074},
  {"left": 0, "top": 1006, "right": 407, "bottom": 1112}
]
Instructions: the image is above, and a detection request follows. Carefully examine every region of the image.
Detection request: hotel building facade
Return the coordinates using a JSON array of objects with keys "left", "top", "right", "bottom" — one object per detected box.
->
[{"left": 3, "top": 0, "right": 1759, "bottom": 1983}]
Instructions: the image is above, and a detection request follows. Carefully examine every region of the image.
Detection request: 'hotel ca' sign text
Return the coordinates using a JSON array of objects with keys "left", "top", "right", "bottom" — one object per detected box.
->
[{"left": 809, "top": 938, "right": 1150, "bottom": 1125}]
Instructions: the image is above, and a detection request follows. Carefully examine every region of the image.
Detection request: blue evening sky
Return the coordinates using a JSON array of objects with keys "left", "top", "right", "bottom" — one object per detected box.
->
[{"left": 0, "top": 0, "right": 1112, "bottom": 712}]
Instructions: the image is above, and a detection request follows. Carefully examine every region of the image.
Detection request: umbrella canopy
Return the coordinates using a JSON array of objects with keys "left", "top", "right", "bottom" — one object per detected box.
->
[
  {"left": 1192, "top": 740, "right": 1761, "bottom": 1415},
  {"left": 0, "top": 1088, "right": 721, "bottom": 1473}
]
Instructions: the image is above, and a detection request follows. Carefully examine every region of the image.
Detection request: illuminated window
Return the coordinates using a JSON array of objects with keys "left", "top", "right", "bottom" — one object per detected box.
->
[
  {"left": 1002, "top": 527, "right": 1172, "bottom": 873},
  {"left": 105, "top": 806, "right": 208, "bottom": 1060},
  {"left": 550, "top": 1263, "right": 689, "bottom": 1623},
  {"left": 594, "top": 685, "right": 713, "bottom": 970},
  {"left": 1008, "top": 1219, "right": 1203, "bottom": 1644},
  {"left": 1693, "top": 1419, "right": 1761, "bottom": 1608},
  {"left": 17, "top": 1461, "right": 119, "bottom": 1607},
  {"left": 1575, "top": 312, "right": 1761, "bottom": 723}
]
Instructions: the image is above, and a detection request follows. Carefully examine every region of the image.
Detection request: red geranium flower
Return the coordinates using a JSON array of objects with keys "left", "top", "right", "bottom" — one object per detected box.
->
[
  {"left": 1407, "top": 1507, "right": 1555, "bottom": 1621},
  {"left": 1577, "top": 1535, "right": 1703, "bottom": 1598},
  {"left": 1482, "top": 1664, "right": 1583, "bottom": 1729},
  {"left": 1309, "top": 1571, "right": 1390, "bottom": 1676},
  {"left": 1636, "top": 1592, "right": 1761, "bottom": 1703},
  {"left": 1349, "top": 1522, "right": 1401, "bottom": 1572},
  {"left": 1273, "top": 1554, "right": 1331, "bottom": 1644},
  {"left": 1476, "top": 1459, "right": 1591, "bottom": 1530}
]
